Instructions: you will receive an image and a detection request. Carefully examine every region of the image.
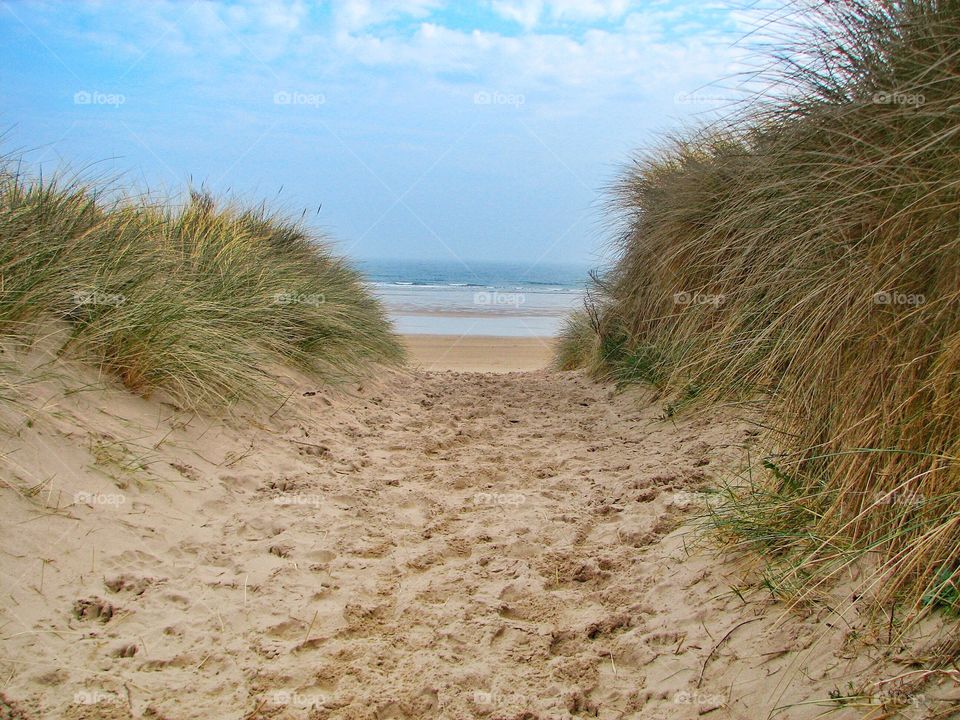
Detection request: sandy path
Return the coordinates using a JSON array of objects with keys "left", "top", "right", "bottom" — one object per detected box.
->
[
  {"left": 401, "top": 335, "right": 556, "bottom": 373},
  {"left": 3, "top": 365, "right": 949, "bottom": 719}
]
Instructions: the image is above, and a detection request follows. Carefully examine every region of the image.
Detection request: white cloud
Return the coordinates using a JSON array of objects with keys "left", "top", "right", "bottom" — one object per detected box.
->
[
  {"left": 16, "top": 0, "right": 748, "bottom": 108},
  {"left": 333, "top": 13, "right": 743, "bottom": 97},
  {"left": 331, "top": 0, "right": 444, "bottom": 31},
  {"left": 490, "top": 0, "right": 543, "bottom": 29},
  {"left": 545, "top": 0, "right": 631, "bottom": 22},
  {"left": 491, "top": 0, "right": 631, "bottom": 28}
]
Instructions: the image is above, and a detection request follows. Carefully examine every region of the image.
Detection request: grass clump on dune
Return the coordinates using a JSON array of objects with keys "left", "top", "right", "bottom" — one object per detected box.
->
[
  {"left": 559, "top": 0, "right": 960, "bottom": 618},
  {"left": 0, "top": 163, "right": 403, "bottom": 409}
]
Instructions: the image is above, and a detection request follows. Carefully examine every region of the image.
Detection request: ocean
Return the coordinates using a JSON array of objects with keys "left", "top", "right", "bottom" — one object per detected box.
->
[{"left": 357, "top": 258, "right": 590, "bottom": 337}]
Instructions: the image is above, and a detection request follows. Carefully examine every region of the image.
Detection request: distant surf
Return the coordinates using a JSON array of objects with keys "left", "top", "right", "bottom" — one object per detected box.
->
[{"left": 357, "top": 258, "right": 590, "bottom": 337}]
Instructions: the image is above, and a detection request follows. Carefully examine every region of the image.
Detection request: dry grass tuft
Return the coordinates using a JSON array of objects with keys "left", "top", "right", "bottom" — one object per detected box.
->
[
  {"left": 559, "top": 0, "right": 960, "bottom": 617},
  {"left": 0, "top": 166, "right": 404, "bottom": 409}
]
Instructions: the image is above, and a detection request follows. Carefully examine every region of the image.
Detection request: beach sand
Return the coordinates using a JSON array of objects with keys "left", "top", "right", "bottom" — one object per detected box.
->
[
  {"left": 402, "top": 334, "right": 556, "bottom": 372},
  {"left": 1, "top": 343, "right": 956, "bottom": 719}
]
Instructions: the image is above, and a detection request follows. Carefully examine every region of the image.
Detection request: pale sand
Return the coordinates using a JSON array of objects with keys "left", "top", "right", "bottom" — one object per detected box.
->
[
  {"left": 402, "top": 334, "right": 556, "bottom": 373},
  {"left": 1, "top": 339, "right": 956, "bottom": 719}
]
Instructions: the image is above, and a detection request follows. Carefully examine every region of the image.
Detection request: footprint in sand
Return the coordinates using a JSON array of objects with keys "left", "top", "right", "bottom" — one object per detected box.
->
[{"left": 72, "top": 597, "right": 117, "bottom": 623}]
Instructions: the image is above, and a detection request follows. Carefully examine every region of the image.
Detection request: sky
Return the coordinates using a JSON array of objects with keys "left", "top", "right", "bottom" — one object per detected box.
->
[{"left": 0, "top": 0, "right": 758, "bottom": 266}]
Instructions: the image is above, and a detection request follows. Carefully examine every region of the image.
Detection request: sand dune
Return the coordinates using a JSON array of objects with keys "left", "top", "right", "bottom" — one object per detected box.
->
[{"left": 1, "top": 343, "right": 956, "bottom": 719}]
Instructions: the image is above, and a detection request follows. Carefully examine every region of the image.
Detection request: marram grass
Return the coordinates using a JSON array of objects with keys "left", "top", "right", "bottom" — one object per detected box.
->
[
  {"left": 0, "top": 165, "right": 404, "bottom": 409},
  {"left": 559, "top": 0, "right": 960, "bottom": 618}
]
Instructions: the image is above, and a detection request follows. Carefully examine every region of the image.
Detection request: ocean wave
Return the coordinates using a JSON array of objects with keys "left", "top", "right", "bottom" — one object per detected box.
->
[{"left": 369, "top": 281, "right": 584, "bottom": 292}]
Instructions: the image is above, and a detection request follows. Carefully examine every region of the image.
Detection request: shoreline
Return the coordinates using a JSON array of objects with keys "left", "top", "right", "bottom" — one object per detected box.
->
[
  {"left": 401, "top": 333, "right": 556, "bottom": 372},
  {"left": 373, "top": 280, "right": 585, "bottom": 338}
]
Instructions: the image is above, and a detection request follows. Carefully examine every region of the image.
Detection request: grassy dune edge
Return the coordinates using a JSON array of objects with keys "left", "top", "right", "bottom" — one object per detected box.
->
[
  {"left": 0, "top": 162, "right": 404, "bottom": 408},
  {"left": 559, "top": 0, "right": 960, "bottom": 619}
]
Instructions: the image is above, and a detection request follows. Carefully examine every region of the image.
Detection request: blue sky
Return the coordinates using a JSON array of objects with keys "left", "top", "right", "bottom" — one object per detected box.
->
[{"left": 0, "top": 0, "right": 754, "bottom": 265}]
